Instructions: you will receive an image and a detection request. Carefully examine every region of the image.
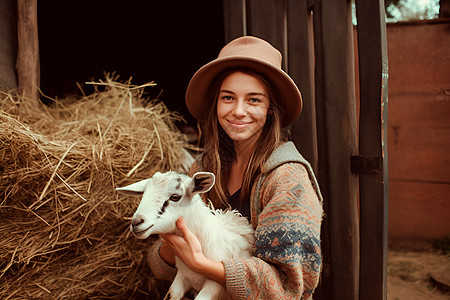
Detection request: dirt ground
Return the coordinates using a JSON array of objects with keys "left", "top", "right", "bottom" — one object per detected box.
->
[{"left": 387, "top": 242, "right": 449, "bottom": 300}]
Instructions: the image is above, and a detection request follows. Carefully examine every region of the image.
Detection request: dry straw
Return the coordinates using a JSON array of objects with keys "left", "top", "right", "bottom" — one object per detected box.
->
[{"left": 0, "top": 75, "right": 191, "bottom": 299}]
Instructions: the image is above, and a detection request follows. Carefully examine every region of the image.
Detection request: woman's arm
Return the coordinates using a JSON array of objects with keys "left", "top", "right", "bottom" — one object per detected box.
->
[
  {"left": 147, "top": 239, "right": 177, "bottom": 281},
  {"left": 159, "top": 243, "right": 176, "bottom": 266}
]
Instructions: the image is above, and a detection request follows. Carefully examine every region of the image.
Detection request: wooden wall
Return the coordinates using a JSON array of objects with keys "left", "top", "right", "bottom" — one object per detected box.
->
[{"left": 386, "top": 20, "right": 450, "bottom": 241}]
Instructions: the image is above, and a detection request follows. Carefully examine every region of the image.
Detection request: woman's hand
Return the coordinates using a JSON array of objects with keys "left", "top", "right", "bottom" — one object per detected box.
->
[
  {"left": 161, "top": 217, "right": 226, "bottom": 286},
  {"left": 161, "top": 217, "right": 204, "bottom": 272}
]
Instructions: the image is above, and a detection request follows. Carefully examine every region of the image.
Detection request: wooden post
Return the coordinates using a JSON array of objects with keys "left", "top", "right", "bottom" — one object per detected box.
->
[
  {"left": 16, "top": 0, "right": 40, "bottom": 104},
  {"left": 355, "top": 0, "right": 389, "bottom": 299},
  {"left": 288, "top": 0, "right": 318, "bottom": 172},
  {"left": 313, "top": 0, "right": 360, "bottom": 299},
  {"left": 0, "top": 0, "right": 18, "bottom": 91}
]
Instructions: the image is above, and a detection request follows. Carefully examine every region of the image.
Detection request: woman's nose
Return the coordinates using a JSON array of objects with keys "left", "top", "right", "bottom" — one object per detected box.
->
[{"left": 232, "top": 100, "right": 247, "bottom": 117}]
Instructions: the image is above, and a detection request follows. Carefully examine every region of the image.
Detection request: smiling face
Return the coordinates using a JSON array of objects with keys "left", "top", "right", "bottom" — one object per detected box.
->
[{"left": 216, "top": 71, "right": 270, "bottom": 146}]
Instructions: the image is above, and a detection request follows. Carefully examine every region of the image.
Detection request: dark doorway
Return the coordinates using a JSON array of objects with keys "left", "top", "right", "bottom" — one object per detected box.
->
[{"left": 38, "top": 1, "right": 225, "bottom": 126}]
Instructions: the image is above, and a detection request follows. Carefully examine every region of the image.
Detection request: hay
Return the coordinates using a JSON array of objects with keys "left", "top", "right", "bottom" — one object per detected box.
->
[{"left": 0, "top": 75, "right": 189, "bottom": 299}]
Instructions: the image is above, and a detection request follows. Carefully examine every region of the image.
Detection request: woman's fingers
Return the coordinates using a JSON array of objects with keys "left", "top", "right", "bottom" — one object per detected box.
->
[
  {"left": 160, "top": 218, "right": 190, "bottom": 249},
  {"left": 162, "top": 218, "right": 195, "bottom": 247},
  {"left": 160, "top": 217, "right": 206, "bottom": 271},
  {"left": 175, "top": 217, "right": 192, "bottom": 240}
]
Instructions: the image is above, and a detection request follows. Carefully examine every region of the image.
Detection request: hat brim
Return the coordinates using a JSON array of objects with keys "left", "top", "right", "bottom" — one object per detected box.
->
[{"left": 185, "top": 56, "right": 302, "bottom": 128}]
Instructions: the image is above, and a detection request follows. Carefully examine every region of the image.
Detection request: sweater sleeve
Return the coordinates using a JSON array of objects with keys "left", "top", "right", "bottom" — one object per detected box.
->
[
  {"left": 147, "top": 239, "right": 177, "bottom": 282},
  {"left": 223, "top": 163, "right": 323, "bottom": 299}
]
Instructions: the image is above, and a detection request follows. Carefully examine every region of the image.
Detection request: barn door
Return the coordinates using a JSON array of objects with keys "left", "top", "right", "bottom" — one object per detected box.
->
[{"left": 223, "top": 0, "right": 389, "bottom": 299}]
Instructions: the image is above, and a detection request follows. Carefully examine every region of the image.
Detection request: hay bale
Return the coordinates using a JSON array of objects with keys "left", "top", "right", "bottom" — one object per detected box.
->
[{"left": 0, "top": 76, "right": 189, "bottom": 299}]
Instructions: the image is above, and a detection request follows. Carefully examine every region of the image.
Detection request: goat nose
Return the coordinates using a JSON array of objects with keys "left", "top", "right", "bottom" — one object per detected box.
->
[{"left": 132, "top": 215, "right": 144, "bottom": 227}]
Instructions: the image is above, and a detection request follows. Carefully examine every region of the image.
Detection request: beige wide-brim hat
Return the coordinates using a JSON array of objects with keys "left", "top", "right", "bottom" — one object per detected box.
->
[{"left": 185, "top": 36, "right": 303, "bottom": 128}]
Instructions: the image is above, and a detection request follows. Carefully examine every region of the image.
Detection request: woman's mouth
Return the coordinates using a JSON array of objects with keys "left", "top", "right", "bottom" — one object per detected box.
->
[{"left": 228, "top": 120, "right": 249, "bottom": 130}]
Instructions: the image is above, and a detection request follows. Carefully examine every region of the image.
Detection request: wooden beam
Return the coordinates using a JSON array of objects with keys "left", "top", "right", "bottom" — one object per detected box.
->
[
  {"left": 355, "top": 0, "right": 389, "bottom": 299},
  {"left": 313, "top": 0, "right": 360, "bottom": 298},
  {"left": 16, "top": 0, "right": 40, "bottom": 104}
]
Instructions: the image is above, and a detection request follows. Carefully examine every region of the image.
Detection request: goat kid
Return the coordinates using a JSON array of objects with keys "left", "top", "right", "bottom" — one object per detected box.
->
[{"left": 116, "top": 171, "right": 254, "bottom": 300}]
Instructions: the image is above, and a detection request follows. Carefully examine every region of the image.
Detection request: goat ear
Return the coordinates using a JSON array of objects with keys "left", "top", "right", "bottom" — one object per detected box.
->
[
  {"left": 116, "top": 179, "right": 149, "bottom": 196},
  {"left": 191, "top": 172, "right": 215, "bottom": 194}
]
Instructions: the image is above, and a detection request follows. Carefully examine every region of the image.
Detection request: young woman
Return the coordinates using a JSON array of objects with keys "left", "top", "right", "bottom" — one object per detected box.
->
[{"left": 148, "top": 36, "right": 323, "bottom": 299}]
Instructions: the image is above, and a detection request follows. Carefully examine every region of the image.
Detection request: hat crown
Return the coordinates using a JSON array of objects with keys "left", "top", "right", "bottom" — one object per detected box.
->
[{"left": 217, "top": 36, "right": 282, "bottom": 69}]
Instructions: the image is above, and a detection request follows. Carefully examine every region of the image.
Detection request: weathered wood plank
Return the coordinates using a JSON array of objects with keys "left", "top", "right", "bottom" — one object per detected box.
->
[
  {"left": 313, "top": 0, "right": 359, "bottom": 299},
  {"left": 389, "top": 93, "right": 450, "bottom": 127},
  {"left": 310, "top": 9, "right": 333, "bottom": 299},
  {"left": 223, "top": 0, "right": 246, "bottom": 43},
  {"left": 246, "top": 0, "right": 287, "bottom": 69},
  {"left": 287, "top": 2, "right": 330, "bottom": 298},
  {"left": 287, "top": 0, "right": 318, "bottom": 173},
  {"left": 388, "top": 123, "right": 450, "bottom": 182},
  {"left": 389, "top": 180, "right": 450, "bottom": 240},
  {"left": 16, "top": 0, "right": 40, "bottom": 104},
  {"left": 355, "top": 0, "right": 389, "bottom": 299},
  {"left": 387, "top": 22, "right": 450, "bottom": 94}
]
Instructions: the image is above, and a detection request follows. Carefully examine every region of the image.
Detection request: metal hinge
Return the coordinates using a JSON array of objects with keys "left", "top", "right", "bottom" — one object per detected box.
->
[{"left": 350, "top": 155, "right": 381, "bottom": 174}]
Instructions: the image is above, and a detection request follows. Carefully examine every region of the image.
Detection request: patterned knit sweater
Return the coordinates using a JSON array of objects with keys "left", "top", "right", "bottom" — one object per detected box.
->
[{"left": 148, "top": 142, "right": 323, "bottom": 299}]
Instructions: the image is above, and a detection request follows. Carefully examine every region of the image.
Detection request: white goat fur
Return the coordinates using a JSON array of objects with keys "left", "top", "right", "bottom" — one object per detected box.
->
[{"left": 117, "top": 171, "right": 255, "bottom": 300}]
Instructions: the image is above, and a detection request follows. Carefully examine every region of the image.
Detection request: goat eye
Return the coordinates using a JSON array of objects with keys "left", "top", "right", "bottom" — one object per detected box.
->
[{"left": 169, "top": 194, "right": 182, "bottom": 202}]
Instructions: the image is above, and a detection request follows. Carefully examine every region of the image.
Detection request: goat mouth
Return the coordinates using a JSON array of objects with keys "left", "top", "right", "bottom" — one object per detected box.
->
[{"left": 132, "top": 224, "right": 153, "bottom": 236}]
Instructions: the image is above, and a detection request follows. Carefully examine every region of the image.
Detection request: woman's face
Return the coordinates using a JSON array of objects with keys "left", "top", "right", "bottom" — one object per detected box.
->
[{"left": 216, "top": 71, "right": 270, "bottom": 144}]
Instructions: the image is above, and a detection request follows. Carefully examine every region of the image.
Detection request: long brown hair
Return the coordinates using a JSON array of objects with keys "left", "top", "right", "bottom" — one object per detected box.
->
[{"left": 199, "top": 68, "right": 288, "bottom": 209}]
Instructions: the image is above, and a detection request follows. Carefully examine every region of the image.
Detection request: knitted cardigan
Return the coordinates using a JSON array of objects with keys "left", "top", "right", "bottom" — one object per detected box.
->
[{"left": 148, "top": 141, "right": 323, "bottom": 299}]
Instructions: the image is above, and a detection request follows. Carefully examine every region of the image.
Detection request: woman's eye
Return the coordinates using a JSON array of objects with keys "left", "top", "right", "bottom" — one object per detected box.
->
[
  {"left": 249, "top": 97, "right": 261, "bottom": 103},
  {"left": 169, "top": 194, "right": 182, "bottom": 202},
  {"left": 221, "top": 95, "right": 233, "bottom": 101}
]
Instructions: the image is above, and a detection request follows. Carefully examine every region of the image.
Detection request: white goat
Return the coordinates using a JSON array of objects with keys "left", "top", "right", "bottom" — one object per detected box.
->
[{"left": 116, "top": 171, "right": 255, "bottom": 300}]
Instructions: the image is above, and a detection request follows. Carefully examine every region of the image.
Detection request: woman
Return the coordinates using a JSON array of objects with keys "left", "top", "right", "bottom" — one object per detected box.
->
[{"left": 149, "top": 36, "right": 323, "bottom": 299}]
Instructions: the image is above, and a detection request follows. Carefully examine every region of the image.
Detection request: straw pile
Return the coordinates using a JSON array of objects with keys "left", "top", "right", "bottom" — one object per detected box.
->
[{"left": 0, "top": 76, "right": 190, "bottom": 299}]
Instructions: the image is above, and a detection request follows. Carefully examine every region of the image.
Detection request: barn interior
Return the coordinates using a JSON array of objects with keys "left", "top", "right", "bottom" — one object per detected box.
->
[{"left": 38, "top": 0, "right": 225, "bottom": 126}]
